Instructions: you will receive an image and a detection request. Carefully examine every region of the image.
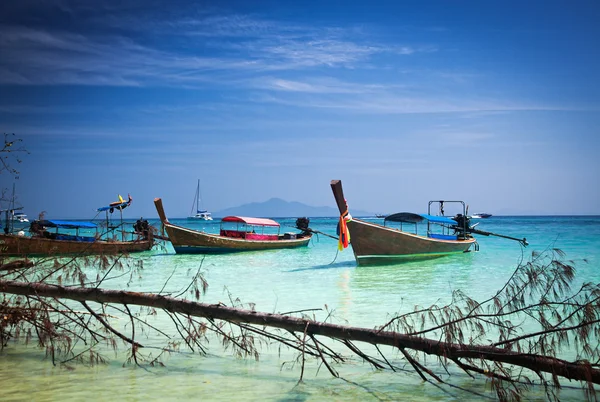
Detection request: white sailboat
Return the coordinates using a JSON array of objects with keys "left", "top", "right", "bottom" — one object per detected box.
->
[
  {"left": 188, "top": 179, "right": 213, "bottom": 220},
  {"left": 12, "top": 212, "right": 29, "bottom": 223},
  {"left": 1, "top": 184, "right": 29, "bottom": 233}
]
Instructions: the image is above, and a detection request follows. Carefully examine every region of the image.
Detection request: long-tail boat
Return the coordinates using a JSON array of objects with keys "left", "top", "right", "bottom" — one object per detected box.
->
[
  {"left": 330, "top": 180, "right": 527, "bottom": 265},
  {"left": 0, "top": 194, "right": 154, "bottom": 257},
  {"left": 0, "top": 220, "right": 154, "bottom": 257},
  {"left": 154, "top": 198, "right": 312, "bottom": 254}
]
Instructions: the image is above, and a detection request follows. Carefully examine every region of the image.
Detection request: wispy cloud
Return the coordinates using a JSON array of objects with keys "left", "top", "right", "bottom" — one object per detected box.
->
[
  {"left": 0, "top": 104, "right": 96, "bottom": 114},
  {"left": 239, "top": 38, "right": 391, "bottom": 68},
  {"left": 0, "top": 5, "right": 424, "bottom": 87},
  {"left": 248, "top": 90, "right": 595, "bottom": 114},
  {"left": 177, "top": 14, "right": 304, "bottom": 39},
  {"left": 3, "top": 5, "right": 591, "bottom": 115},
  {"left": 250, "top": 76, "right": 389, "bottom": 94}
]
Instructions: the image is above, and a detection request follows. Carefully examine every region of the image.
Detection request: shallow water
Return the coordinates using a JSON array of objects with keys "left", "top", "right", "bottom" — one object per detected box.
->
[{"left": 1, "top": 216, "right": 599, "bottom": 400}]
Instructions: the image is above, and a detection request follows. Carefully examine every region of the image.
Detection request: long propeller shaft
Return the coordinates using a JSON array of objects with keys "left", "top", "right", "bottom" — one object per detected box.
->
[{"left": 466, "top": 227, "right": 528, "bottom": 246}]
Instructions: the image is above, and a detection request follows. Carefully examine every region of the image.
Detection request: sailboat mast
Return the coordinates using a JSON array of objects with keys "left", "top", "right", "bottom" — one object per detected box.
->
[
  {"left": 189, "top": 180, "right": 199, "bottom": 217},
  {"left": 196, "top": 179, "right": 200, "bottom": 213},
  {"left": 10, "top": 183, "right": 15, "bottom": 233}
]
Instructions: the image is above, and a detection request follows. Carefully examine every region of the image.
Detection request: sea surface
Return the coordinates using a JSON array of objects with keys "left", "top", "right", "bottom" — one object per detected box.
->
[{"left": 1, "top": 216, "right": 599, "bottom": 401}]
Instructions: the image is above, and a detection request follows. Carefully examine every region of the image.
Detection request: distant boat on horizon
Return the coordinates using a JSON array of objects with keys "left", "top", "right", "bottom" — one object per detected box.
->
[
  {"left": 471, "top": 213, "right": 492, "bottom": 219},
  {"left": 188, "top": 179, "right": 213, "bottom": 221},
  {"left": 12, "top": 211, "right": 29, "bottom": 223}
]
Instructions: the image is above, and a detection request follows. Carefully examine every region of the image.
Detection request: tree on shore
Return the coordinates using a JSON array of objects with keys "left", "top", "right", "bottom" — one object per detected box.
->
[
  {"left": 1, "top": 133, "right": 29, "bottom": 204},
  {"left": 1, "top": 133, "right": 28, "bottom": 178}
]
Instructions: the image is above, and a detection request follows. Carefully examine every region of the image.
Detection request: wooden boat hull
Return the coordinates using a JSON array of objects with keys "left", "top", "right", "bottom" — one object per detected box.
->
[
  {"left": 330, "top": 180, "right": 475, "bottom": 265},
  {"left": 154, "top": 198, "right": 311, "bottom": 254},
  {"left": 0, "top": 234, "right": 153, "bottom": 257},
  {"left": 346, "top": 218, "right": 475, "bottom": 265},
  {"left": 163, "top": 223, "right": 311, "bottom": 254}
]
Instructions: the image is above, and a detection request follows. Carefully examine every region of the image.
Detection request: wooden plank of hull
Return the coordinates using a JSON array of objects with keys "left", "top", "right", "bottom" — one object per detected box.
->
[
  {"left": 164, "top": 223, "right": 311, "bottom": 254},
  {"left": 347, "top": 219, "right": 475, "bottom": 265},
  {"left": 0, "top": 234, "right": 153, "bottom": 257}
]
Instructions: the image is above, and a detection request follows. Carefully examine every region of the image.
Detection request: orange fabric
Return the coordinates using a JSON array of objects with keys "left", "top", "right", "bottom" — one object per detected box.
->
[{"left": 338, "top": 204, "right": 351, "bottom": 250}]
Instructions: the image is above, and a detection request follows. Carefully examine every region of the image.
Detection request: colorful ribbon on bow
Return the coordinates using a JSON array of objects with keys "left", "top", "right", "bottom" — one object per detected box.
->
[{"left": 338, "top": 203, "right": 352, "bottom": 250}]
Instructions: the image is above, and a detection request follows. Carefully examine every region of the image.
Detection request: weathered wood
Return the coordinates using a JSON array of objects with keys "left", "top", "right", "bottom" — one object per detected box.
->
[
  {"left": 2, "top": 279, "right": 598, "bottom": 385},
  {"left": 154, "top": 197, "right": 169, "bottom": 223},
  {"left": 330, "top": 180, "right": 348, "bottom": 215}
]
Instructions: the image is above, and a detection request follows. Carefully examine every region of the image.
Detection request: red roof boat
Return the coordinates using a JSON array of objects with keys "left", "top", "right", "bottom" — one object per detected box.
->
[{"left": 154, "top": 198, "right": 312, "bottom": 254}]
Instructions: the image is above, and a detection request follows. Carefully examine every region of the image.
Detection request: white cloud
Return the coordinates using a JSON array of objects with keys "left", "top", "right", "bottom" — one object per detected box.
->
[
  {"left": 2, "top": 10, "right": 593, "bottom": 114},
  {"left": 252, "top": 77, "right": 386, "bottom": 94},
  {"left": 249, "top": 91, "right": 590, "bottom": 115},
  {"left": 0, "top": 9, "right": 422, "bottom": 86}
]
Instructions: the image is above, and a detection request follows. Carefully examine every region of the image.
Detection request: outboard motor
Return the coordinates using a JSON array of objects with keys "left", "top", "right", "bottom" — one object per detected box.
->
[
  {"left": 29, "top": 220, "right": 44, "bottom": 235},
  {"left": 452, "top": 214, "right": 471, "bottom": 237},
  {"left": 453, "top": 214, "right": 470, "bottom": 228},
  {"left": 295, "top": 217, "right": 311, "bottom": 234},
  {"left": 134, "top": 218, "right": 150, "bottom": 239}
]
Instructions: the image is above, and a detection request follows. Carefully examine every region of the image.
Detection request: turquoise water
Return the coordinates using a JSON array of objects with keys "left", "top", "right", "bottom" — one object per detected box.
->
[{"left": 1, "top": 216, "right": 599, "bottom": 400}]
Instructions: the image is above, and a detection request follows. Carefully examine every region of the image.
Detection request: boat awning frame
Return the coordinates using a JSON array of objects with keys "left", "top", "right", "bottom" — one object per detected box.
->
[{"left": 221, "top": 216, "right": 280, "bottom": 227}]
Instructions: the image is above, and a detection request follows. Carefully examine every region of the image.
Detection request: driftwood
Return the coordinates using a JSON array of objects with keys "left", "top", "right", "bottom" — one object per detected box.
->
[{"left": 2, "top": 278, "right": 599, "bottom": 385}]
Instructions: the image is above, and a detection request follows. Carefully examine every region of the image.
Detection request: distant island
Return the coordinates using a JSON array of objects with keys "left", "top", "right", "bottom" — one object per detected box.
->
[{"left": 214, "top": 198, "right": 373, "bottom": 218}]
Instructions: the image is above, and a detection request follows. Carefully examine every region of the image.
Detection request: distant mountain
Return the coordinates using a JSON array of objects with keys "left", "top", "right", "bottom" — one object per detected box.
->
[{"left": 214, "top": 198, "right": 372, "bottom": 218}]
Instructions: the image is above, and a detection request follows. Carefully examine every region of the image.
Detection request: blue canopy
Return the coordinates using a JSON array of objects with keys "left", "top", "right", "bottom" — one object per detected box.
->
[
  {"left": 384, "top": 212, "right": 457, "bottom": 226},
  {"left": 419, "top": 214, "right": 458, "bottom": 225},
  {"left": 97, "top": 194, "right": 132, "bottom": 212},
  {"left": 38, "top": 220, "right": 98, "bottom": 229},
  {"left": 97, "top": 202, "right": 129, "bottom": 212}
]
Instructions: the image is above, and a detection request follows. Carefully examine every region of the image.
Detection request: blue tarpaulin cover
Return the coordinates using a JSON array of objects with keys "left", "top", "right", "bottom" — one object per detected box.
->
[
  {"left": 39, "top": 220, "right": 98, "bottom": 229},
  {"left": 384, "top": 213, "right": 457, "bottom": 226},
  {"left": 97, "top": 202, "right": 128, "bottom": 212},
  {"left": 419, "top": 214, "right": 458, "bottom": 225},
  {"left": 97, "top": 194, "right": 132, "bottom": 212}
]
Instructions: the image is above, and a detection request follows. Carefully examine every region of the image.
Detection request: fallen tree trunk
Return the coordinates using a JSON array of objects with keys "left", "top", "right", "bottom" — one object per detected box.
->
[{"left": 2, "top": 279, "right": 598, "bottom": 384}]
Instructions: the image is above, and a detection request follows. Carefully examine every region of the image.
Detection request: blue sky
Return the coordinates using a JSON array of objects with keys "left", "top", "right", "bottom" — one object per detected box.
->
[{"left": 1, "top": 0, "right": 599, "bottom": 219}]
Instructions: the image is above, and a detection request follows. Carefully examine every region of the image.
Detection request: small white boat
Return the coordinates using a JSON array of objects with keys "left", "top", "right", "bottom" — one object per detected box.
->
[
  {"left": 12, "top": 212, "right": 29, "bottom": 223},
  {"left": 188, "top": 179, "right": 213, "bottom": 220},
  {"left": 191, "top": 210, "right": 213, "bottom": 220},
  {"left": 471, "top": 213, "right": 492, "bottom": 219}
]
